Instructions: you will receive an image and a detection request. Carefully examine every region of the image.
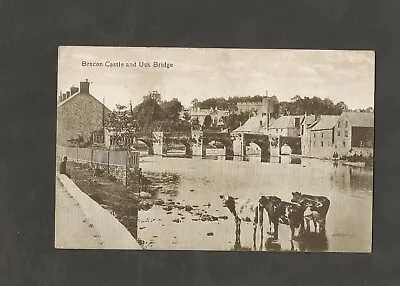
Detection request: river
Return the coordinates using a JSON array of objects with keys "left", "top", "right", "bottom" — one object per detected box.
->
[{"left": 137, "top": 155, "right": 373, "bottom": 252}]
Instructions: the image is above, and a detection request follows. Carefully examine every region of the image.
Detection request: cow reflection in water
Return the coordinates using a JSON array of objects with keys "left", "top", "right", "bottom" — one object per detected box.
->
[{"left": 263, "top": 230, "right": 328, "bottom": 252}]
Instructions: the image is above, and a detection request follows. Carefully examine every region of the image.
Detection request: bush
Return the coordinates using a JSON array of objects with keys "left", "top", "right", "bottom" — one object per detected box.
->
[
  {"left": 94, "top": 168, "right": 104, "bottom": 177},
  {"left": 108, "top": 174, "right": 117, "bottom": 182},
  {"left": 341, "top": 153, "right": 374, "bottom": 165}
]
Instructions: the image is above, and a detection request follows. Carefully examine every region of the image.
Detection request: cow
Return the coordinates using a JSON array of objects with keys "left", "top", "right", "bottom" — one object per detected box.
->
[
  {"left": 291, "top": 192, "right": 330, "bottom": 233},
  {"left": 259, "top": 195, "right": 312, "bottom": 241},
  {"left": 258, "top": 196, "right": 284, "bottom": 239},
  {"left": 219, "top": 195, "right": 264, "bottom": 250}
]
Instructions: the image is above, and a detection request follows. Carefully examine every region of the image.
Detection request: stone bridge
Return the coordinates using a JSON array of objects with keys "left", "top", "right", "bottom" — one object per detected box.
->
[
  {"left": 152, "top": 130, "right": 236, "bottom": 158},
  {"left": 130, "top": 130, "right": 271, "bottom": 160}
]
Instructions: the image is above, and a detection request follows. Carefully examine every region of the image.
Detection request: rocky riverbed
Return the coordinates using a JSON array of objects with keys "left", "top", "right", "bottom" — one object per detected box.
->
[{"left": 66, "top": 162, "right": 228, "bottom": 248}]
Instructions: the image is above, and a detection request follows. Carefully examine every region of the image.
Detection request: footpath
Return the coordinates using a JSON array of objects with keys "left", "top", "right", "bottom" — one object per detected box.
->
[{"left": 55, "top": 174, "right": 141, "bottom": 250}]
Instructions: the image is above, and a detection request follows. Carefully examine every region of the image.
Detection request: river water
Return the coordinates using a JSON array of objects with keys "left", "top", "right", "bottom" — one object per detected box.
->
[{"left": 137, "top": 155, "right": 373, "bottom": 252}]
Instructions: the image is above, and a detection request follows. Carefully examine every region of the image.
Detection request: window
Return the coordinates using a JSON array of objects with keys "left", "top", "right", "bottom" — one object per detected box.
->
[
  {"left": 281, "top": 128, "right": 283, "bottom": 131},
  {"left": 321, "top": 133, "right": 324, "bottom": 138},
  {"left": 342, "top": 141, "right": 346, "bottom": 147},
  {"left": 295, "top": 118, "right": 300, "bottom": 128},
  {"left": 314, "top": 141, "right": 316, "bottom": 147},
  {"left": 345, "top": 130, "right": 348, "bottom": 137},
  {"left": 345, "top": 121, "right": 348, "bottom": 128},
  {"left": 276, "top": 129, "right": 278, "bottom": 132},
  {"left": 313, "top": 133, "right": 316, "bottom": 138},
  {"left": 338, "top": 131, "right": 341, "bottom": 137},
  {"left": 338, "top": 122, "right": 340, "bottom": 128},
  {"left": 321, "top": 141, "right": 324, "bottom": 147}
]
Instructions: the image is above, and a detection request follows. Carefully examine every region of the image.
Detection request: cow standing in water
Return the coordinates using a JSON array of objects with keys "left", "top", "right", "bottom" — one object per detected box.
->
[
  {"left": 219, "top": 195, "right": 264, "bottom": 250},
  {"left": 259, "top": 195, "right": 313, "bottom": 241},
  {"left": 291, "top": 192, "right": 330, "bottom": 233},
  {"left": 258, "top": 196, "right": 284, "bottom": 240}
]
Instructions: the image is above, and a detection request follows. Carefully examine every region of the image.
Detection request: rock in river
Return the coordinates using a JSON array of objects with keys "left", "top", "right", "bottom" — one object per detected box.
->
[
  {"left": 139, "top": 191, "right": 152, "bottom": 199},
  {"left": 154, "top": 199, "right": 164, "bottom": 206},
  {"left": 162, "top": 206, "right": 173, "bottom": 211}
]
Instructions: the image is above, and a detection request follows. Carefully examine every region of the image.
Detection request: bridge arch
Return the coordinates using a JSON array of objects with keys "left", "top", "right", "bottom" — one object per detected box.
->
[
  {"left": 242, "top": 133, "right": 270, "bottom": 161},
  {"left": 162, "top": 132, "right": 193, "bottom": 157},
  {"left": 135, "top": 137, "right": 154, "bottom": 155},
  {"left": 202, "top": 134, "right": 234, "bottom": 159}
]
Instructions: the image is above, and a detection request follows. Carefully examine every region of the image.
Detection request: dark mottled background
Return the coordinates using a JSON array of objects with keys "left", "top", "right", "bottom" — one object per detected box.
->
[{"left": 0, "top": 0, "right": 399, "bottom": 285}]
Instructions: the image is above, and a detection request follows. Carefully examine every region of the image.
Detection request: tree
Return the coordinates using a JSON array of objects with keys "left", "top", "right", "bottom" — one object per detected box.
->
[
  {"left": 105, "top": 104, "right": 137, "bottom": 148},
  {"left": 160, "top": 98, "right": 183, "bottom": 122},
  {"left": 334, "top": 101, "right": 349, "bottom": 114},
  {"left": 191, "top": 98, "right": 199, "bottom": 108},
  {"left": 183, "top": 111, "right": 191, "bottom": 121},
  {"left": 132, "top": 96, "right": 165, "bottom": 131},
  {"left": 365, "top": 107, "right": 374, "bottom": 113},
  {"left": 203, "top": 115, "right": 212, "bottom": 129}
]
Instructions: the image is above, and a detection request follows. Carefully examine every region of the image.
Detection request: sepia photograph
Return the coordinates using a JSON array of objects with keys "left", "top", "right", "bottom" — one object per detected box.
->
[{"left": 56, "top": 46, "right": 374, "bottom": 252}]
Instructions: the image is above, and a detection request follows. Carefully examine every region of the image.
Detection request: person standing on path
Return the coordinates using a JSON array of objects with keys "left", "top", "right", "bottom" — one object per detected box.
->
[{"left": 59, "top": 156, "right": 71, "bottom": 178}]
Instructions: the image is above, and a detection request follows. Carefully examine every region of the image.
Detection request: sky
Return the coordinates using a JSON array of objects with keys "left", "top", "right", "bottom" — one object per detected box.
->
[{"left": 58, "top": 46, "right": 375, "bottom": 111}]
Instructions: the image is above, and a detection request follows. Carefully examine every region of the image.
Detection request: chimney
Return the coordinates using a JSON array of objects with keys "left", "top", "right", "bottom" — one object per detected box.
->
[
  {"left": 80, "top": 79, "right": 90, "bottom": 94},
  {"left": 59, "top": 92, "right": 63, "bottom": 103},
  {"left": 66, "top": 91, "right": 71, "bottom": 98},
  {"left": 62, "top": 93, "right": 67, "bottom": 101},
  {"left": 70, "top": 86, "right": 79, "bottom": 95}
]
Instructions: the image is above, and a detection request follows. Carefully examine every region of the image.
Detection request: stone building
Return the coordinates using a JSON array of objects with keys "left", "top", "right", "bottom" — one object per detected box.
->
[
  {"left": 57, "top": 79, "right": 111, "bottom": 146},
  {"left": 236, "top": 95, "right": 273, "bottom": 117},
  {"left": 334, "top": 112, "right": 374, "bottom": 157},
  {"left": 300, "top": 114, "right": 318, "bottom": 157},
  {"left": 188, "top": 107, "right": 229, "bottom": 127},
  {"left": 267, "top": 115, "right": 303, "bottom": 137},
  {"left": 309, "top": 115, "right": 340, "bottom": 158}
]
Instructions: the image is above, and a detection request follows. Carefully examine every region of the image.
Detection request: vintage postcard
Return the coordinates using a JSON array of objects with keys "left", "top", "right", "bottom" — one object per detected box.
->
[{"left": 56, "top": 46, "right": 374, "bottom": 252}]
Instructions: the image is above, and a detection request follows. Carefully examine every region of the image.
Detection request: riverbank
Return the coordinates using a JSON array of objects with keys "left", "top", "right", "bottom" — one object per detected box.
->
[{"left": 66, "top": 161, "right": 227, "bottom": 247}]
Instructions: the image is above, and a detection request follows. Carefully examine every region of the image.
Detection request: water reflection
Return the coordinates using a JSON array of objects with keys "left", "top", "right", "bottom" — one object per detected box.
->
[
  {"left": 330, "top": 162, "right": 373, "bottom": 193},
  {"left": 204, "top": 155, "right": 302, "bottom": 164},
  {"left": 297, "top": 231, "right": 329, "bottom": 252},
  {"left": 263, "top": 231, "right": 328, "bottom": 252}
]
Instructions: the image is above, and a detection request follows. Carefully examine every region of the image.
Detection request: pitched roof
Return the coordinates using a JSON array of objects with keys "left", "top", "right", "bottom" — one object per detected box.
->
[
  {"left": 57, "top": 91, "right": 80, "bottom": 107},
  {"left": 57, "top": 91, "right": 111, "bottom": 112},
  {"left": 343, "top": 112, "right": 374, "bottom": 127},
  {"left": 268, "top": 115, "right": 302, "bottom": 129},
  {"left": 233, "top": 116, "right": 268, "bottom": 134},
  {"left": 310, "top": 115, "right": 340, "bottom": 131},
  {"left": 301, "top": 115, "right": 317, "bottom": 125}
]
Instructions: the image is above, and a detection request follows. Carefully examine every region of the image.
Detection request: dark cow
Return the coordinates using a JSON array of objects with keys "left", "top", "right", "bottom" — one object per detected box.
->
[
  {"left": 220, "top": 195, "right": 263, "bottom": 250},
  {"left": 258, "top": 196, "right": 284, "bottom": 239},
  {"left": 291, "top": 192, "right": 330, "bottom": 233},
  {"left": 259, "top": 195, "right": 312, "bottom": 240}
]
